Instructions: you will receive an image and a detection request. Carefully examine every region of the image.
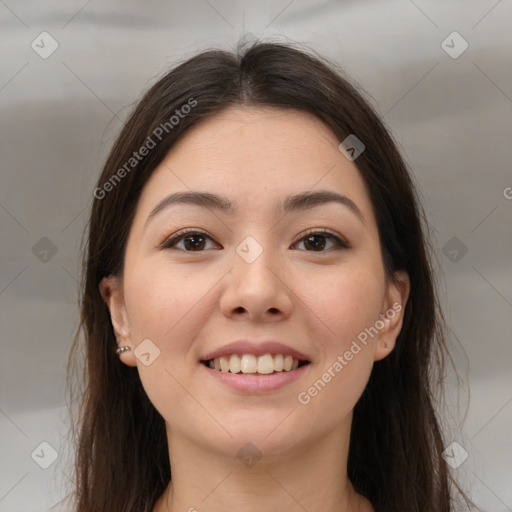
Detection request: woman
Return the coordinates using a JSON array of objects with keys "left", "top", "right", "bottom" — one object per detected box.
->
[{"left": 67, "top": 41, "right": 476, "bottom": 511}]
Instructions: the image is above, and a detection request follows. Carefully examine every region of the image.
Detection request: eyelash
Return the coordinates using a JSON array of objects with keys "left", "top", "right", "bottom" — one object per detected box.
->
[{"left": 159, "top": 228, "right": 350, "bottom": 252}]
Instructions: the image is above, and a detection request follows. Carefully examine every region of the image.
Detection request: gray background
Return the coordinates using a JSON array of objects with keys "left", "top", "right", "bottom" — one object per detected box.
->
[{"left": 1, "top": 1, "right": 511, "bottom": 510}]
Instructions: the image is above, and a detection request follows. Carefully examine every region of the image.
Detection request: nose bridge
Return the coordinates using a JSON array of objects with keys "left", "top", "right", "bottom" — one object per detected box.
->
[
  {"left": 221, "top": 232, "right": 292, "bottom": 319},
  {"left": 235, "top": 234, "right": 268, "bottom": 266},
  {"left": 233, "top": 233, "right": 280, "bottom": 287}
]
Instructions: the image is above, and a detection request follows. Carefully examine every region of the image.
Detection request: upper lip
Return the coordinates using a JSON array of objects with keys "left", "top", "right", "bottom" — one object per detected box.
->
[{"left": 201, "top": 340, "right": 311, "bottom": 362}]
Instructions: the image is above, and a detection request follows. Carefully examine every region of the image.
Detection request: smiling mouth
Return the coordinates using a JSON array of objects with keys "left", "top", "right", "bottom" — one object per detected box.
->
[{"left": 201, "top": 353, "right": 311, "bottom": 375}]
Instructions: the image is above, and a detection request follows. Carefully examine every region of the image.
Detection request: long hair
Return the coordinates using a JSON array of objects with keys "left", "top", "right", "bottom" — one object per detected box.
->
[{"left": 67, "top": 41, "right": 476, "bottom": 512}]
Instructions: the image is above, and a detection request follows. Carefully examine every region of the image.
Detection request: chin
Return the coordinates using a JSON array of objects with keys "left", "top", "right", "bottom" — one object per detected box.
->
[{"left": 216, "top": 415, "right": 308, "bottom": 457}]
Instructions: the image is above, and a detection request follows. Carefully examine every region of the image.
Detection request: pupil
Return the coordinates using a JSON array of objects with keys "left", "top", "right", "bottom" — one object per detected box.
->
[
  {"left": 305, "top": 235, "right": 325, "bottom": 251},
  {"left": 184, "top": 235, "right": 205, "bottom": 251}
]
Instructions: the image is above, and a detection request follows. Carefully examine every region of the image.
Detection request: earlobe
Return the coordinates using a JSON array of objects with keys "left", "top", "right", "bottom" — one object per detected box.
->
[
  {"left": 374, "top": 270, "right": 410, "bottom": 362},
  {"left": 99, "top": 276, "right": 137, "bottom": 367}
]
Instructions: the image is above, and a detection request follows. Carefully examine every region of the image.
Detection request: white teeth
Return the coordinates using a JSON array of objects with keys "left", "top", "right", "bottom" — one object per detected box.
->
[
  {"left": 206, "top": 353, "right": 304, "bottom": 374},
  {"left": 241, "top": 354, "right": 257, "bottom": 373},
  {"left": 257, "top": 354, "right": 274, "bottom": 374},
  {"left": 274, "top": 354, "right": 284, "bottom": 371},
  {"left": 219, "top": 356, "right": 230, "bottom": 372},
  {"left": 229, "top": 354, "right": 241, "bottom": 374}
]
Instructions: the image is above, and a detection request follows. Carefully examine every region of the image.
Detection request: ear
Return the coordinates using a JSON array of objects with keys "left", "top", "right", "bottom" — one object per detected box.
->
[
  {"left": 99, "top": 276, "right": 137, "bottom": 367},
  {"left": 374, "top": 270, "right": 410, "bottom": 362}
]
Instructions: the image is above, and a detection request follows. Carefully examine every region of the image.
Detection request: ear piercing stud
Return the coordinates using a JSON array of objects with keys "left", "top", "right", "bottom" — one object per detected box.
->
[{"left": 116, "top": 346, "right": 131, "bottom": 355}]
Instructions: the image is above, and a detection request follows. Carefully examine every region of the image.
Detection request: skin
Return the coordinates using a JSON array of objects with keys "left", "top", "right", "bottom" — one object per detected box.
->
[{"left": 100, "top": 106, "right": 410, "bottom": 512}]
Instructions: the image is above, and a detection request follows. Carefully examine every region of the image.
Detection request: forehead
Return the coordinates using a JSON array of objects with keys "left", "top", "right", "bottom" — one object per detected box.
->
[
  {"left": 135, "top": 106, "right": 376, "bottom": 225},
  {"left": 169, "top": 106, "right": 340, "bottom": 163}
]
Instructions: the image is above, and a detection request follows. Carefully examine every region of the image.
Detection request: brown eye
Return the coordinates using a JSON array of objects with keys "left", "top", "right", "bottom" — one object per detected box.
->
[
  {"left": 292, "top": 230, "right": 349, "bottom": 252},
  {"left": 160, "top": 230, "right": 219, "bottom": 251}
]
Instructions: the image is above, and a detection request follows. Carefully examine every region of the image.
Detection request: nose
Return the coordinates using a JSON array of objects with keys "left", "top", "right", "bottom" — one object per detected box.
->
[{"left": 219, "top": 243, "right": 293, "bottom": 322}]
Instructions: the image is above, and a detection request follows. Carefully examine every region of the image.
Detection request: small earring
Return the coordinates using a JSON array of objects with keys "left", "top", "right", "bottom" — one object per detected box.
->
[{"left": 116, "top": 346, "right": 131, "bottom": 355}]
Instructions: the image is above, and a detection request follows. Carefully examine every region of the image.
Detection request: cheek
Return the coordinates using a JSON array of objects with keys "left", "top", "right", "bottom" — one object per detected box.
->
[
  {"left": 123, "top": 257, "right": 234, "bottom": 388},
  {"left": 123, "top": 262, "right": 217, "bottom": 430},
  {"left": 296, "top": 348, "right": 374, "bottom": 432},
  {"left": 124, "top": 260, "right": 210, "bottom": 347},
  {"left": 294, "top": 262, "right": 383, "bottom": 417},
  {"left": 303, "top": 260, "right": 385, "bottom": 351}
]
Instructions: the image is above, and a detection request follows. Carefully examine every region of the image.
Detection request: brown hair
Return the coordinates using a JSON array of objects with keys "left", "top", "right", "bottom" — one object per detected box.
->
[{"left": 66, "top": 41, "right": 476, "bottom": 512}]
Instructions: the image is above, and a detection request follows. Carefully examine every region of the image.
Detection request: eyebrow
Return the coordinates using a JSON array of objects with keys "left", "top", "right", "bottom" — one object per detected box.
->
[{"left": 144, "top": 189, "right": 365, "bottom": 228}]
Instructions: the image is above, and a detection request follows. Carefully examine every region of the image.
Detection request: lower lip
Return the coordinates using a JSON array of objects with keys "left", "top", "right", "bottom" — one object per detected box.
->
[{"left": 201, "top": 363, "right": 310, "bottom": 393}]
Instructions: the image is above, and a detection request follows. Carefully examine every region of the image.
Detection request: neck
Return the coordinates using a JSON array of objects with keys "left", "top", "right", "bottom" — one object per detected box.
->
[{"left": 153, "top": 416, "right": 374, "bottom": 512}]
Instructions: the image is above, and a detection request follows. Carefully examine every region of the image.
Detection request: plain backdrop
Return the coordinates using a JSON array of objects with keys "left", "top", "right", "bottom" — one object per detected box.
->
[{"left": 1, "top": 1, "right": 511, "bottom": 510}]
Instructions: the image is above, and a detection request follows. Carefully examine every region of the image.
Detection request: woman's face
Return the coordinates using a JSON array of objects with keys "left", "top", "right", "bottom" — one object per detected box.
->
[{"left": 101, "top": 106, "right": 409, "bottom": 460}]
